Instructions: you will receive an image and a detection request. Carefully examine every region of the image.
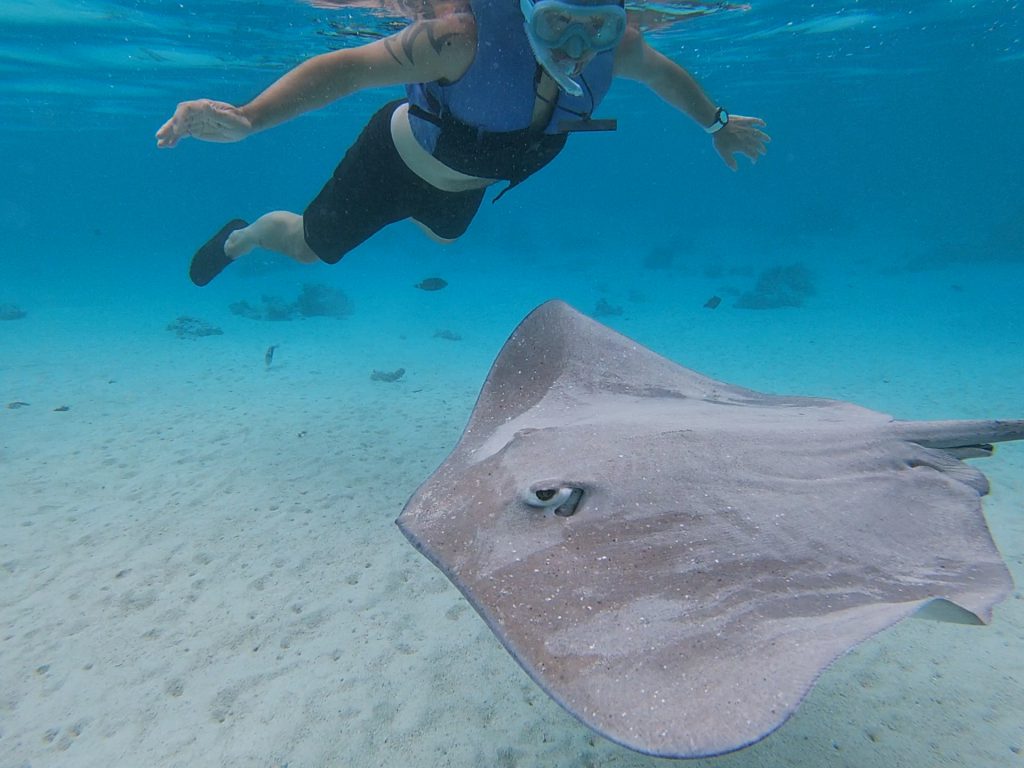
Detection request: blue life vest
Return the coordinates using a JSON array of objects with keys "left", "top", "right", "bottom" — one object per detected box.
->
[{"left": 405, "top": 0, "right": 615, "bottom": 185}]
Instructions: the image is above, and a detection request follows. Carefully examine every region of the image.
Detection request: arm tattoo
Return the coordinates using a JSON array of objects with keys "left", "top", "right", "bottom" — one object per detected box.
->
[{"left": 384, "top": 22, "right": 460, "bottom": 67}]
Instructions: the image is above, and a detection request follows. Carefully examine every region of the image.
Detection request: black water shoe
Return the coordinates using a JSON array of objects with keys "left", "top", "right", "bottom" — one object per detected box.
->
[{"left": 189, "top": 219, "right": 248, "bottom": 286}]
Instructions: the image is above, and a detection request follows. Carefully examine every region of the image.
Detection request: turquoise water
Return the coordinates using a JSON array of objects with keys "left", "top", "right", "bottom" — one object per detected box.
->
[{"left": 2, "top": 1, "right": 1023, "bottom": 767}]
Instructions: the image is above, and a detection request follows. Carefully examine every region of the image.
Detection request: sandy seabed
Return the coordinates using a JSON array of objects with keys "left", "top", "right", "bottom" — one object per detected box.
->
[{"left": 2, "top": 245, "right": 1022, "bottom": 768}]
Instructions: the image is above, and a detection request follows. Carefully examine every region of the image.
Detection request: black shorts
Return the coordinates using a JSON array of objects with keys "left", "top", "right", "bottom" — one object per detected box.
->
[{"left": 303, "top": 99, "right": 486, "bottom": 264}]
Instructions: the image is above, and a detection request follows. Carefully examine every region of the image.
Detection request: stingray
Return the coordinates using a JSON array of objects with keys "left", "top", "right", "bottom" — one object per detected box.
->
[{"left": 397, "top": 300, "right": 1023, "bottom": 759}]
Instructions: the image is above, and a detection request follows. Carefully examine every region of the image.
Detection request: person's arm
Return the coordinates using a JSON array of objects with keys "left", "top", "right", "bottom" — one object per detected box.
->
[
  {"left": 156, "top": 16, "right": 475, "bottom": 148},
  {"left": 613, "top": 27, "right": 769, "bottom": 171}
]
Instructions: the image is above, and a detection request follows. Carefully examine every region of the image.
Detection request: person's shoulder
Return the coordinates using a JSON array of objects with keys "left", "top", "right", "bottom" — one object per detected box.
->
[
  {"left": 612, "top": 26, "right": 648, "bottom": 77},
  {"left": 399, "top": 11, "right": 476, "bottom": 78},
  {"left": 414, "top": 10, "right": 477, "bottom": 45},
  {"left": 398, "top": 12, "right": 476, "bottom": 57}
]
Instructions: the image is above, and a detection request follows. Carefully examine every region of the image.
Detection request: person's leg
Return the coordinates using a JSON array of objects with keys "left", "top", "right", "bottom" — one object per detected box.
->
[
  {"left": 225, "top": 211, "right": 318, "bottom": 264},
  {"left": 188, "top": 211, "right": 318, "bottom": 286},
  {"left": 303, "top": 99, "right": 418, "bottom": 265},
  {"left": 303, "top": 100, "right": 485, "bottom": 261},
  {"left": 191, "top": 99, "right": 407, "bottom": 286},
  {"left": 411, "top": 219, "right": 458, "bottom": 244},
  {"left": 189, "top": 101, "right": 412, "bottom": 287},
  {"left": 189, "top": 99, "right": 484, "bottom": 286},
  {"left": 410, "top": 185, "right": 486, "bottom": 246}
]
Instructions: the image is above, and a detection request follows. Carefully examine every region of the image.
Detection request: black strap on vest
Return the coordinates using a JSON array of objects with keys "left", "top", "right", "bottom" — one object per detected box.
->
[
  {"left": 406, "top": 69, "right": 614, "bottom": 202},
  {"left": 408, "top": 102, "right": 568, "bottom": 202}
]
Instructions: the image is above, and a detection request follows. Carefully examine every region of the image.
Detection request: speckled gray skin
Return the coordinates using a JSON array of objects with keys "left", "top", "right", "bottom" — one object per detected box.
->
[{"left": 398, "top": 300, "right": 1023, "bottom": 759}]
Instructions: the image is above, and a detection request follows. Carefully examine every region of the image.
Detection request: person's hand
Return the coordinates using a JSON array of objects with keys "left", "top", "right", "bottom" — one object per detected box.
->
[
  {"left": 712, "top": 115, "right": 770, "bottom": 171},
  {"left": 155, "top": 99, "right": 254, "bottom": 148}
]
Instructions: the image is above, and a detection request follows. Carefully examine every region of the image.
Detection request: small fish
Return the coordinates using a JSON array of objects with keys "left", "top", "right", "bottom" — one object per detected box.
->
[
  {"left": 0, "top": 304, "right": 27, "bottom": 321},
  {"left": 704, "top": 295, "right": 722, "bottom": 310},
  {"left": 370, "top": 368, "right": 406, "bottom": 382},
  {"left": 53, "top": 405, "right": 70, "bottom": 412},
  {"left": 415, "top": 277, "right": 448, "bottom": 292},
  {"left": 265, "top": 345, "right": 278, "bottom": 368},
  {"left": 6, "top": 401, "right": 30, "bottom": 409}
]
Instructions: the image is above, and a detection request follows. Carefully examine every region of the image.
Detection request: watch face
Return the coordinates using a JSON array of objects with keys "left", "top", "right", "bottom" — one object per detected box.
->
[{"left": 718, "top": 108, "right": 729, "bottom": 126}]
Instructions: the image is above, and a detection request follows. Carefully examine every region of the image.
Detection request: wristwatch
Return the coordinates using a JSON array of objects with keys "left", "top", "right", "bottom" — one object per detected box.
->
[{"left": 704, "top": 107, "right": 729, "bottom": 134}]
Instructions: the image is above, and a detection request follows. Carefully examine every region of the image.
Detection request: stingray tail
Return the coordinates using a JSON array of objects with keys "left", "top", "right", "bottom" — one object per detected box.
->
[{"left": 893, "top": 419, "right": 1024, "bottom": 458}]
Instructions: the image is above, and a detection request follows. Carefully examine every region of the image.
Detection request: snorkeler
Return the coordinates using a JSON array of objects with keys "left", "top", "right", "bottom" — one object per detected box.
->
[{"left": 156, "top": 0, "right": 770, "bottom": 286}]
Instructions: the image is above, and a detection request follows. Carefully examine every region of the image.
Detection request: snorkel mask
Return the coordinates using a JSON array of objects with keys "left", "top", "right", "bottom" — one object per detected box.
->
[{"left": 520, "top": 0, "right": 627, "bottom": 96}]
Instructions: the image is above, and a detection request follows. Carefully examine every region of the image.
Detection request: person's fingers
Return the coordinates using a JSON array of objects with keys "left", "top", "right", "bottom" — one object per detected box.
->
[
  {"left": 712, "top": 116, "right": 769, "bottom": 170},
  {"left": 155, "top": 102, "right": 199, "bottom": 147},
  {"left": 155, "top": 120, "right": 182, "bottom": 148},
  {"left": 742, "top": 134, "right": 766, "bottom": 160},
  {"left": 731, "top": 115, "right": 766, "bottom": 128},
  {"left": 717, "top": 145, "right": 738, "bottom": 171},
  {"left": 733, "top": 128, "right": 769, "bottom": 162},
  {"left": 155, "top": 116, "right": 184, "bottom": 146}
]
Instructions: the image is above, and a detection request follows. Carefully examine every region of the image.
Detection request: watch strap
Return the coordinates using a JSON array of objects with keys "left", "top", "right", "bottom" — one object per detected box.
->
[{"left": 704, "top": 107, "right": 728, "bottom": 134}]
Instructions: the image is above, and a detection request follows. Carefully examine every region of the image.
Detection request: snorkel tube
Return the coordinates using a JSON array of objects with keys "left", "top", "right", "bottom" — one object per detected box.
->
[{"left": 520, "top": 0, "right": 586, "bottom": 96}]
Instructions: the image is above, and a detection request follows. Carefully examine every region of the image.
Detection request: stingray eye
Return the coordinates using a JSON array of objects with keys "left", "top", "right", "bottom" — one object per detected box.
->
[
  {"left": 522, "top": 484, "right": 583, "bottom": 517},
  {"left": 526, "top": 487, "right": 571, "bottom": 506}
]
